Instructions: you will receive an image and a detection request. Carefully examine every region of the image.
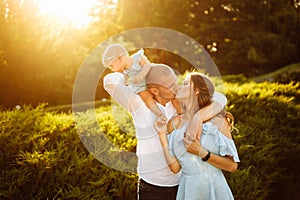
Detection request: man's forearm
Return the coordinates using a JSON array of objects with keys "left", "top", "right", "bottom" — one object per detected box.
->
[
  {"left": 198, "top": 101, "right": 222, "bottom": 122},
  {"left": 186, "top": 101, "right": 222, "bottom": 139}
]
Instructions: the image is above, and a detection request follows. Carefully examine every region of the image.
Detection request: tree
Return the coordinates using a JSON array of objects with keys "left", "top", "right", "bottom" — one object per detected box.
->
[
  {"left": 115, "top": 0, "right": 300, "bottom": 75},
  {"left": 0, "top": 0, "right": 120, "bottom": 107},
  {"left": 187, "top": 0, "right": 300, "bottom": 74}
]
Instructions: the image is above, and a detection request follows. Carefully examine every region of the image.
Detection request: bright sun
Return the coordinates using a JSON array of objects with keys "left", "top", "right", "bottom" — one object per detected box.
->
[{"left": 34, "top": 0, "right": 100, "bottom": 29}]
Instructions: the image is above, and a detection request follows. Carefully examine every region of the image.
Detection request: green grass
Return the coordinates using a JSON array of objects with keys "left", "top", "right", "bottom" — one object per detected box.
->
[{"left": 0, "top": 104, "right": 137, "bottom": 200}]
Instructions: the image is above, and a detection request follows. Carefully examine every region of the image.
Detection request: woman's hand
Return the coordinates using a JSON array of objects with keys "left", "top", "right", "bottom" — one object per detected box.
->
[
  {"left": 183, "top": 132, "right": 238, "bottom": 172},
  {"left": 183, "top": 132, "right": 207, "bottom": 158},
  {"left": 156, "top": 125, "right": 169, "bottom": 148},
  {"left": 153, "top": 116, "right": 167, "bottom": 133},
  {"left": 156, "top": 121, "right": 182, "bottom": 174}
]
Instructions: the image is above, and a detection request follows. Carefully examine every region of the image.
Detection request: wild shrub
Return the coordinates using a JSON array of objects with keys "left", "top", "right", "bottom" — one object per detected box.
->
[
  {"left": 224, "top": 81, "right": 300, "bottom": 200},
  {"left": 1, "top": 80, "right": 299, "bottom": 200},
  {"left": 0, "top": 104, "right": 137, "bottom": 200}
]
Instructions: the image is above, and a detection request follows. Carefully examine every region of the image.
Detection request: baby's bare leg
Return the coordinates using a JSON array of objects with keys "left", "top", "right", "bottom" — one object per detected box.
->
[{"left": 139, "top": 90, "right": 165, "bottom": 117}]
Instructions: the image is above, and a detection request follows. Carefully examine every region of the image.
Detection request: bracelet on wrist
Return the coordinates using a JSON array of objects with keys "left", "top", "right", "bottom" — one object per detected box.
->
[{"left": 202, "top": 151, "right": 211, "bottom": 162}]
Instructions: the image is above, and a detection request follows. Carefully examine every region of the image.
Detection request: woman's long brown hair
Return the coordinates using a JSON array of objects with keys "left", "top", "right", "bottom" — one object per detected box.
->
[
  {"left": 190, "top": 73, "right": 214, "bottom": 109},
  {"left": 190, "top": 72, "right": 236, "bottom": 130}
]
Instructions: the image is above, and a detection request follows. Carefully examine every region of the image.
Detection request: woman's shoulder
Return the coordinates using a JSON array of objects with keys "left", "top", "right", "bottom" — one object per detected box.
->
[
  {"left": 203, "top": 120, "right": 233, "bottom": 140},
  {"left": 202, "top": 121, "right": 240, "bottom": 162},
  {"left": 211, "top": 116, "right": 233, "bottom": 139}
]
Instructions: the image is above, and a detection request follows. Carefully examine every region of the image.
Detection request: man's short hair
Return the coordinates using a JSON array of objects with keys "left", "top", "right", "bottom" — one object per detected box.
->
[{"left": 146, "top": 64, "right": 178, "bottom": 94}]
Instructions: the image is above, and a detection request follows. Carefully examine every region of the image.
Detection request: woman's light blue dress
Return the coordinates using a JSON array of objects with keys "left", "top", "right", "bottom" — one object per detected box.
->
[
  {"left": 123, "top": 49, "right": 146, "bottom": 93},
  {"left": 168, "top": 122, "right": 240, "bottom": 200}
]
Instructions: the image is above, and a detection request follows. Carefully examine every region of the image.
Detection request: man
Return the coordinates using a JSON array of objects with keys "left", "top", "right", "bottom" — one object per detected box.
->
[{"left": 103, "top": 63, "right": 232, "bottom": 200}]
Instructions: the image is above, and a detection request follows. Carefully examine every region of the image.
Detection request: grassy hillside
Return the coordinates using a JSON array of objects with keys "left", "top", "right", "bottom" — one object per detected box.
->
[
  {"left": 252, "top": 63, "right": 300, "bottom": 83},
  {"left": 224, "top": 80, "right": 300, "bottom": 200},
  {"left": 0, "top": 75, "right": 299, "bottom": 199}
]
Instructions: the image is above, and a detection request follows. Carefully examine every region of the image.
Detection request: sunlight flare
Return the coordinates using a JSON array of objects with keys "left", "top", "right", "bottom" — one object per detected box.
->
[{"left": 34, "top": 0, "right": 100, "bottom": 29}]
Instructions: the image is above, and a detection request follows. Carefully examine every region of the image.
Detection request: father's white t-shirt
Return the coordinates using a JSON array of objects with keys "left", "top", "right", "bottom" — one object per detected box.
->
[{"left": 103, "top": 72, "right": 227, "bottom": 186}]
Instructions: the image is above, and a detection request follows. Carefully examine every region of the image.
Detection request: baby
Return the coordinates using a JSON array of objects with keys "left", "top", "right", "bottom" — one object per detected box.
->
[{"left": 102, "top": 43, "right": 181, "bottom": 122}]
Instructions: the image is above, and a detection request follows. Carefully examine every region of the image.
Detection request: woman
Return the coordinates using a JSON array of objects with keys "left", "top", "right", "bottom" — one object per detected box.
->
[{"left": 158, "top": 72, "right": 240, "bottom": 200}]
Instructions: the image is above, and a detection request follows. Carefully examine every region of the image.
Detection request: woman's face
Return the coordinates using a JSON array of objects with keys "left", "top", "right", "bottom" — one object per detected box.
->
[
  {"left": 176, "top": 75, "right": 199, "bottom": 116},
  {"left": 176, "top": 75, "right": 192, "bottom": 99}
]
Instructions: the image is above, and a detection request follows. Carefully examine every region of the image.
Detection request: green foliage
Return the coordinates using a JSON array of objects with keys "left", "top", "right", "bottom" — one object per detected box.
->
[
  {"left": 0, "top": 0, "right": 119, "bottom": 107},
  {"left": 0, "top": 104, "right": 137, "bottom": 200},
  {"left": 1, "top": 0, "right": 300, "bottom": 107},
  {"left": 224, "top": 80, "right": 300, "bottom": 200},
  {"left": 253, "top": 63, "right": 300, "bottom": 83},
  {"left": 117, "top": 0, "right": 300, "bottom": 75},
  {"left": 222, "top": 74, "right": 250, "bottom": 84},
  {"left": 1, "top": 79, "right": 299, "bottom": 199}
]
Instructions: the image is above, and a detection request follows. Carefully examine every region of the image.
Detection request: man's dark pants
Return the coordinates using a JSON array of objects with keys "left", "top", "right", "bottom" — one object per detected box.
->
[{"left": 138, "top": 179, "right": 178, "bottom": 200}]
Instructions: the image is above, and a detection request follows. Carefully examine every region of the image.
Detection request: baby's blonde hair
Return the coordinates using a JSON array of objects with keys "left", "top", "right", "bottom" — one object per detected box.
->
[{"left": 102, "top": 43, "right": 128, "bottom": 67}]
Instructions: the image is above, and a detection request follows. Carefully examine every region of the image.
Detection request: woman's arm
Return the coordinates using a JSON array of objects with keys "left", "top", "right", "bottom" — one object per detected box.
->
[
  {"left": 184, "top": 111, "right": 238, "bottom": 172},
  {"left": 158, "top": 126, "right": 181, "bottom": 173},
  {"left": 208, "top": 153, "right": 237, "bottom": 172},
  {"left": 183, "top": 135, "right": 238, "bottom": 172}
]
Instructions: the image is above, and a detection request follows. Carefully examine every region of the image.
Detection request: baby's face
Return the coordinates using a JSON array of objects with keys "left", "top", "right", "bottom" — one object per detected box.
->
[{"left": 109, "top": 57, "right": 125, "bottom": 72}]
